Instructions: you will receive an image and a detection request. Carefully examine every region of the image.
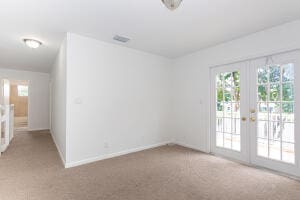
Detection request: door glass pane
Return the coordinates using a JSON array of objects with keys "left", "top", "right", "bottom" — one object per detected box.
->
[
  {"left": 257, "top": 121, "right": 268, "bottom": 139},
  {"left": 216, "top": 118, "right": 223, "bottom": 132},
  {"left": 232, "top": 103, "right": 240, "bottom": 118},
  {"left": 216, "top": 132, "right": 224, "bottom": 147},
  {"left": 216, "top": 102, "right": 223, "bottom": 117},
  {"left": 282, "top": 83, "right": 294, "bottom": 101},
  {"left": 224, "top": 89, "right": 231, "bottom": 102},
  {"left": 224, "top": 133, "right": 232, "bottom": 148},
  {"left": 224, "top": 72, "right": 232, "bottom": 87},
  {"left": 257, "top": 102, "right": 268, "bottom": 120},
  {"left": 224, "top": 118, "right": 231, "bottom": 133},
  {"left": 282, "top": 64, "right": 294, "bottom": 82},
  {"left": 232, "top": 118, "right": 240, "bottom": 134},
  {"left": 215, "top": 71, "right": 240, "bottom": 152},
  {"left": 232, "top": 87, "right": 240, "bottom": 102},
  {"left": 282, "top": 103, "right": 294, "bottom": 122},
  {"left": 257, "top": 67, "right": 268, "bottom": 84},
  {"left": 224, "top": 103, "right": 232, "bottom": 118},
  {"left": 282, "top": 123, "right": 294, "bottom": 143},
  {"left": 258, "top": 67, "right": 268, "bottom": 84},
  {"left": 269, "top": 121, "right": 280, "bottom": 141},
  {"left": 269, "top": 103, "right": 280, "bottom": 121},
  {"left": 257, "top": 138, "right": 268, "bottom": 157},
  {"left": 216, "top": 73, "right": 223, "bottom": 88},
  {"left": 232, "top": 135, "right": 240, "bottom": 151},
  {"left": 216, "top": 88, "right": 223, "bottom": 102},
  {"left": 256, "top": 63, "right": 295, "bottom": 164},
  {"left": 233, "top": 71, "right": 240, "bottom": 87},
  {"left": 269, "top": 83, "right": 280, "bottom": 101},
  {"left": 269, "top": 65, "right": 281, "bottom": 83},
  {"left": 258, "top": 85, "right": 268, "bottom": 101},
  {"left": 269, "top": 140, "right": 281, "bottom": 160},
  {"left": 282, "top": 143, "right": 295, "bottom": 164}
]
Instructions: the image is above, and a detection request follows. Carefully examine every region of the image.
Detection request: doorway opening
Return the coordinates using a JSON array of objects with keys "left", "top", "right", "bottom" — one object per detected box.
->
[{"left": 9, "top": 80, "right": 29, "bottom": 131}]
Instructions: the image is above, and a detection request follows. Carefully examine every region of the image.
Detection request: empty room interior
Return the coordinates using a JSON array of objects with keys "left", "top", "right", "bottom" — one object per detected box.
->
[{"left": 1, "top": 0, "right": 300, "bottom": 199}]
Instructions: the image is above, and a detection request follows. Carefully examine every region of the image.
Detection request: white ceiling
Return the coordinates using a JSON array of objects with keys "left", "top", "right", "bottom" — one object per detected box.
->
[{"left": 1, "top": 0, "right": 300, "bottom": 72}]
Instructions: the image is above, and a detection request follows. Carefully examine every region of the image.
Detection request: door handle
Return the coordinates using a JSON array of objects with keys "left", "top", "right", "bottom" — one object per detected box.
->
[
  {"left": 250, "top": 109, "right": 256, "bottom": 122},
  {"left": 241, "top": 117, "right": 247, "bottom": 121}
]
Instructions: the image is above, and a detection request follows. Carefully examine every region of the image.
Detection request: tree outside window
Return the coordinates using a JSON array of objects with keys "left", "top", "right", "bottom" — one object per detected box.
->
[{"left": 17, "top": 85, "right": 28, "bottom": 97}]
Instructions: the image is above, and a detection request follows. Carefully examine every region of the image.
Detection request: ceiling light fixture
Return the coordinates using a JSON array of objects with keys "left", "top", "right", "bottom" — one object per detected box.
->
[
  {"left": 113, "top": 35, "right": 130, "bottom": 43},
  {"left": 161, "top": 0, "right": 182, "bottom": 11},
  {"left": 23, "top": 39, "right": 42, "bottom": 49}
]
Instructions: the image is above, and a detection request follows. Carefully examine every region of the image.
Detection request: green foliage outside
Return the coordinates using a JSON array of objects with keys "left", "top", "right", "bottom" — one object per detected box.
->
[
  {"left": 257, "top": 65, "right": 294, "bottom": 113},
  {"left": 217, "top": 64, "right": 294, "bottom": 114},
  {"left": 216, "top": 71, "right": 240, "bottom": 111}
]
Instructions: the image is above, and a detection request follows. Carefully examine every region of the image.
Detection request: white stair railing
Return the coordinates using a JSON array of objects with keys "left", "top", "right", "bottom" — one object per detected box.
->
[
  {"left": 0, "top": 105, "right": 14, "bottom": 156},
  {"left": 9, "top": 105, "right": 14, "bottom": 141}
]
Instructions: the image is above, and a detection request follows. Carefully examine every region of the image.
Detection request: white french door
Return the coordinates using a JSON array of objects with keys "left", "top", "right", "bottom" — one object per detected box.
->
[
  {"left": 211, "top": 50, "right": 300, "bottom": 177},
  {"left": 210, "top": 63, "right": 249, "bottom": 163},
  {"left": 249, "top": 51, "right": 300, "bottom": 176}
]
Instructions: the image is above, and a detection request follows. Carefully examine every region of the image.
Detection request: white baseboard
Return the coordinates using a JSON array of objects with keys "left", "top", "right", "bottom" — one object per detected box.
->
[
  {"left": 28, "top": 128, "right": 50, "bottom": 131},
  {"left": 175, "top": 141, "right": 209, "bottom": 153},
  {"left": 50, "top": 132, "right": 66, "bottom": 166},
  {"left": 65, "top": 141, "right": 171, "bottom": 168},
  {"left": 52, "top": 139, "right": 209, "bottom": 169}
]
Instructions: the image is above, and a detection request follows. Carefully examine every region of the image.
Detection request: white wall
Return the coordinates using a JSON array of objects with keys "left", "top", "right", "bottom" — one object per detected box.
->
[
  {"left": 50, "top": 37, "right": 67, "bottom": 163},
  {"left": 0, "top": 68, "right": 50, "bottom": 130},
  {"left": 172, "top": 20, "right": 300, "bottom": 152},
  {"left": 65, "top": 33, "right": 172, "bottom": 165},
  {"left": 51, "top": 20, "right": 300, "bottom": 167}
]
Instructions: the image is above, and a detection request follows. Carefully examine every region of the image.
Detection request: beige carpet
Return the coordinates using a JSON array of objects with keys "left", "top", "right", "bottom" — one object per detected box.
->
[{"left": 0, "top": 130, "right": 300, "bottom": 200}]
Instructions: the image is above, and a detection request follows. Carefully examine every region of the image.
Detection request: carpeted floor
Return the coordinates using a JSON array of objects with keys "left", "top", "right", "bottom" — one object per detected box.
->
[{"left": 1, "top": 130, "right": 300, "bottom": 200}]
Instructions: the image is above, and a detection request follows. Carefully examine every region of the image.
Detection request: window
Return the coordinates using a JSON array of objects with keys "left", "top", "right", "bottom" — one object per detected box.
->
[{"left": 17, "top": 85, "right": 28, "bottom": 96}]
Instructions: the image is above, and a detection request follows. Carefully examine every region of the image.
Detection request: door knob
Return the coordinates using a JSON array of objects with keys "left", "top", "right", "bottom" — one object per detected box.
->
[
  {"left": 241, "top": 117, "right": 247, "bottom": 121},
  {"left": 250, "top": 109, "right": 256, "bottom": 113},
  {"left": 250, "top": 109, "right": 256, "bottom": 122}
]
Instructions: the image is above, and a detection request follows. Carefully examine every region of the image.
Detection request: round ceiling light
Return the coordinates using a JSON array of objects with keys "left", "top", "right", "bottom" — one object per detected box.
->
[
  {"left": 161, "top": 0, "right": 182, "bottom": 11},
  {"left": 23, "top": 39, "right": 42, "bottom": 49}
]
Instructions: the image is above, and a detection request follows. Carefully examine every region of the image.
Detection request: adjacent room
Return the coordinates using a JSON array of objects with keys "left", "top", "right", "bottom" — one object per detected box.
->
[
  {"left": 9, "top": 80, "right": 29, "bottom": 130},
  {"left": 1, "top": 1, "right": 300, "bottom": 199}
]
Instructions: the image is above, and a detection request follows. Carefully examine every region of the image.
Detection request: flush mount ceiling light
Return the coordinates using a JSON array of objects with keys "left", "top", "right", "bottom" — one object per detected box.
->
[
  {"left": 113, "top": 35, "right": 130, "bottom": 43},
  {"left": 23, "top": 39, "right": 42, "bottom": 49},
  {"left": 161, "top": 0, "right": 182, "bottom": 11}
]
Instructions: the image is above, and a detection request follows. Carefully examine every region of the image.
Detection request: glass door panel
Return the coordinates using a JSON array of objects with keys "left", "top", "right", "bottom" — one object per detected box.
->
[
  {"left": 249, "top": 51, "right": 300, "bottom": 177},
  {"left": 256, "top": 64, "right": 295, "bottom": 164},
  {"left": 215, "top": 71, "right": 241, "bottom": 151},
  {"left": 211, "top": 63, "right": 248, "bottom": 163}
]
